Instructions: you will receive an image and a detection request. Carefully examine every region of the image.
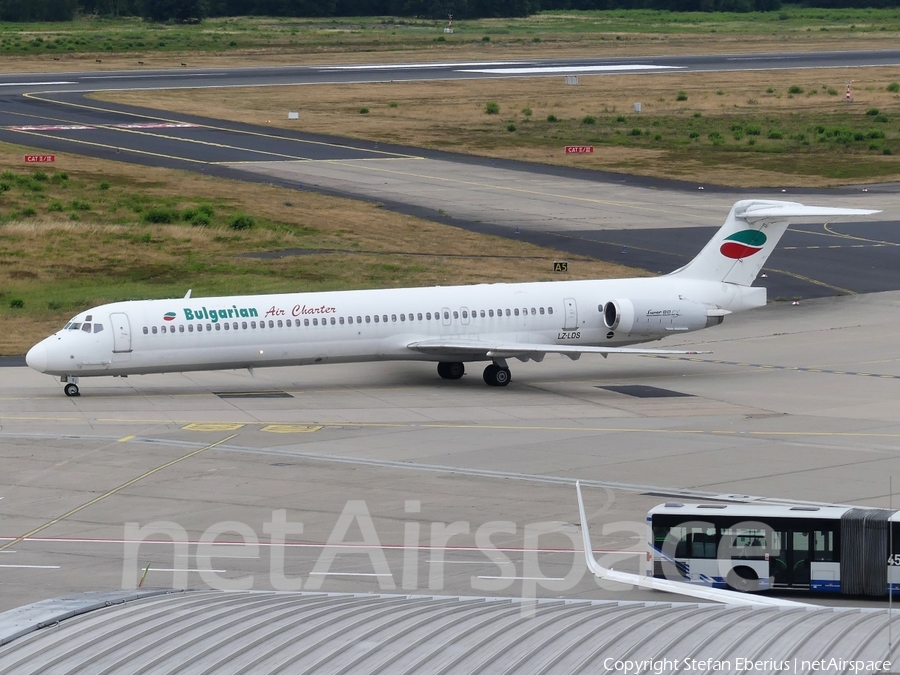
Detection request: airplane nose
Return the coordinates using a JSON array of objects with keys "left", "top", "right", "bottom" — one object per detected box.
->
[{"left": 25, "top": 343, "right": 48, "bottom": 372}]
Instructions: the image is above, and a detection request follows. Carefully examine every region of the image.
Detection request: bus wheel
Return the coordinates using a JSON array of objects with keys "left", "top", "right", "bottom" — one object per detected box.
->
[{"left": 726, "top": 567, "right": 759, "bottom": 593}]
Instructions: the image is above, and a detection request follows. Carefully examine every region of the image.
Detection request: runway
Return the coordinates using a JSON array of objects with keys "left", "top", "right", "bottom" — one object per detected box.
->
[
  {"left": 2, "top": 290, "right": 900, "bottom": 611},
  {"left": 2, "top": 51, "right": 900, "bottom": 613},
  {"left": 2, "top": 51, "right": 900, "bottom": 299}
]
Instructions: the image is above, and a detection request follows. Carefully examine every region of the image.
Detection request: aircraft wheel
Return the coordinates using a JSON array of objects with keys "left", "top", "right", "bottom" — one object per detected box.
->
[
  {"left": 64, "top": 383, "right": 80, "bottom": 397},
  {"left": 483, "top": 364, "right": 511, "bottom": 387},
  {"left": 437, "top": 362, "right": 465, "bottom": 380}
]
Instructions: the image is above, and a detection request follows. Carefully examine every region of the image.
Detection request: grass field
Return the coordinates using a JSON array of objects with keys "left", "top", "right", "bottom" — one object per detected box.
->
[
  {"left": 100, "top": 66, "right": 900, "bottom": 187},
  {"left": 4, "top": 9, "right": 900, "bottom": 72},
  {"left": 0, "top": 144, "right": 640, "bottom": 354}
]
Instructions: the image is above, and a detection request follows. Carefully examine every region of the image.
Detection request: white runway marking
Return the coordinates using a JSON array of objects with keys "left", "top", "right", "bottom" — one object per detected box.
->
[
  {"left": 458, "top": 65, "right": 682, "bottom": 75},
  {"left": 0, "top": 564, "right": 60, "bottom": 569},
  {"left": 148, "top": 568, "right": 226, "bottom": 573},
  {"left": 478, "top": 575, "right": 566, "bottom": 581},
  {"left": 427, "top": 559, "right": 513, "bottom": 565},
  {"left": 319, "top": 61, "right": 528, "bottom": 71},
  {"left": 308, "top": 572, "right": 393, "bottom": 577},
  {"left": 0, "top": 81, "right": 75, "bottom": 87}
]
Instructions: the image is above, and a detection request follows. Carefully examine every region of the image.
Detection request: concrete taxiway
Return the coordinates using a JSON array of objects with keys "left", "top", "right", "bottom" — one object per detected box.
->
[{"left": 1, "top": 290, "right": 899, "bottom": 611}]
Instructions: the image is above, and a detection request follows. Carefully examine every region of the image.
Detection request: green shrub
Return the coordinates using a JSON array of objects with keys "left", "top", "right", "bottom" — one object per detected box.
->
[
  {"left": 142, "top": 207, "right": 177, "bottom": 223},
  {"left": 676, "top": 91, "right": 687, "bottom": 101},
  {"left": 747, "top": 138, "right": 756, "bottom": 146},
  {"left": 99, "top": 181, "right": 110, "bottom": 190},
  {"left": 689, "top": 131, "right": 700, "bottom": 139},
  {"left": 197, "top": 204, "right": 215, "bottom": 218},
  {"left": 506, "top": 122, "right": 516, "bottom": 132},
  {"left": 767, "top": 129, "right": 784, "bottom": 139},
  {"left": 888, "top": 82, "right": 900, "bottom": 93},
  {"left": 21, "top": 206, "right": 37, "bottom": 217},
  {"left": 653, "top": 133, "right": 662, "bottom": 141},
  {"left": 190, "top": 214, "right": 211, "bottom": 227},
  {"left": 485, "top": 101, "right": 500, "bottom": 115},
  {"left": 827, "top": 88, "right": 838, "bottom": 96},
  {"left": 481, "top": 36, "right": 490, "bottom": 42},
  {"left": 884, "top": 148, "right": 893, "bottom": 155},
  {"left": 582, "top": 115, "right": 596, "bottom": 124},
  {"left": 48, "top": 200, "right": 64, "bottom": 212},
  {"left": 766, "top": 87, "right": 775, "bottom": 94},
  {"left": 358, "top": 107, "right": 369, "bottom": 114},
  {"left": 866, "top": 108, "right": 880, "bottom": 116},
  {"left": 31, "top": 170, "right": 48, "bottom": 181},
  {"left": 51, "top": 172, "right": 68, "bottom": 182},
  {"left": 854, "top": 132, "right": 865, "bottom": 141},
  {"left": 875, "top": 114, "right": 889, "bottom": 123},
  {"left": 388, "top": 101, "right": 398, "bottom": 108},
  {"left": 229, "top": 214, "right": 255, "bottom": 230},
  {"left": 788, "top": 85, "right": 804, "bottom": 94},
  {"left": 867, "top": 130, "right": 885, "bottom": 139},
  {"left": 546, "top": 114, "right": 558, "bottom": 122},
  {"left": 732, "top": 130, "right": 744, "bottom": 140},
  {"left": 0, "top": 171, "right": 15, "bottom": 181},
  {"left": 521, "top": 108, "right": 532, "bottom": 117},
  {"left": 814, "top": 124, "right": 825, "bottom": 134},
  {"left": 630, "top": 128, "right": 642, "bottom": 136},
  {"left": 745, "top": 124, "right": 762, "bottom": 136},
  {"left": 70, "top": 200, "right": 91, "bottom": 211},
  {"left": 615, "top": 115, "right": 626, "bottom": 123},
  {"left": 9, "top": 298, "right": 24, "bottom": 309},
  {"left": 0, "top": 182, "right": 10, "bottom": 193}
]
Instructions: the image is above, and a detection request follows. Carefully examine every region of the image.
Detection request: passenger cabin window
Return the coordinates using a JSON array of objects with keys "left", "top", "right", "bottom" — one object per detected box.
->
[
  {"left": 443, "top": 311, "right": 449, "bottom": 320},
  {"left": 330, "top": 317, "right": 335, "bottom": 325},
  {"left": 514, "top": 309, "right": 519, "bottom": 316},
  {"left": 383, "top": 315, "right": 388, "bottom": 323},
  {"left": 216, "top": 324, "right": 221, "bottom": 331},
  {"left": 340, "top": 317, "right": 345, "bottom": 325},
  {"left": 505, "top": 309, "right": 511, "bottom": 316},
  {"left": 179, "top": 326, "right": 184, "bottom": 333},
  {"left": 143, "top": 327, "right": 149, "bottom": 334},
  {"left": 417, "top": 313, "right": 423, "bottom": 320},
  {"left": 548, "top": 307, "right": 553, "bottom": 315},
  {"left": 462, "top": 311, "right": 468, "bottom": 319},
  {"left": 189, "top": 325, "right": 194, "bottom": 333},
  {"left": 540, "top": 308, "right": 545, "bottom": 315},
  {"left": 152, "top": 327, "right": 158, "bottom": 334},
  {"left": 426, "top": 312, "right": 432, "bottom": 320},
  {"left": 356, "top": 316, "right": 362, "bottom": 323},
  {"left": 392, "top": 315, "right": 397, "bottom": 322}
]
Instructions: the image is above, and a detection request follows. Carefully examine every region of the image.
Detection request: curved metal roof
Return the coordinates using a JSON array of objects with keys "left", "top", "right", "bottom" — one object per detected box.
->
[{"left": 0, "top": 590, "right": 897, "bottom": 674}]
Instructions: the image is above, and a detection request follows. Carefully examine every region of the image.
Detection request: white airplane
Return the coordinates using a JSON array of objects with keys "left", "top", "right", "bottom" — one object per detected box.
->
[{"left": 26, "top": 199, "right": 878, "bottom": 396}]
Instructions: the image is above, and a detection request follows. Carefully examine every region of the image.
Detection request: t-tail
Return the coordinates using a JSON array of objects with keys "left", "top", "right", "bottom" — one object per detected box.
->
[{"left": 670, "top": 200, "right": 880, "bottom": 287}]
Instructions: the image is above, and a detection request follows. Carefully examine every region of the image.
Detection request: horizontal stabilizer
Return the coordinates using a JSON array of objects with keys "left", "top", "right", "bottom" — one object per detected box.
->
[
  {"left": 576, "top": 482, "right": 811, "bottom": 608},
  {"left": 738, "top": 202, "right": 880, "bottom": 223},
  {"left": 408, "top": 339, "right": 708, "bottom": 358}
]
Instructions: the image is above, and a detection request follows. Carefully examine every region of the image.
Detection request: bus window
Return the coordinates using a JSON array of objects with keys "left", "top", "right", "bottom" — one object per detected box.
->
[
  {"left": 814, "top": 530, "right": 835, "bottom": 561},
  {"left": 719, "top": 526, "right": 769, "bottom": 560}
]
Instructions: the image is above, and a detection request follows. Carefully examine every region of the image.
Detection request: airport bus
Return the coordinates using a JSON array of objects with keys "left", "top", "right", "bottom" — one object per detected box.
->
[{"left": 648, "top": 502, "right": 899, "bottom": 596}]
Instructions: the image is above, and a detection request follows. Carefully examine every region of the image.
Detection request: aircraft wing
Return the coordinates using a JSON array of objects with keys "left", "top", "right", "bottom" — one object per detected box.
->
[
  {"left": 407, "top": 339, "right": 708, "bottom": 359},
  {"left": 576, "top": 482, "right": 811, "bottom": 608}
]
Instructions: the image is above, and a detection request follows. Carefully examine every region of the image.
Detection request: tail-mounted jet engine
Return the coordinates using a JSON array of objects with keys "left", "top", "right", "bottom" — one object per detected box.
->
[{"left": 602, "top": 299, "right": 726, "bottom": 338}]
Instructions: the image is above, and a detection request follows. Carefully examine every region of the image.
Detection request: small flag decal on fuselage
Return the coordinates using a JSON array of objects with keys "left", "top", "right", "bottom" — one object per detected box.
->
[
  {"left": 163, "top": 312, "right": 177, "bottom": 321},
  {"left": 720, "top": 229, "right": 767, "bottom": 259}
]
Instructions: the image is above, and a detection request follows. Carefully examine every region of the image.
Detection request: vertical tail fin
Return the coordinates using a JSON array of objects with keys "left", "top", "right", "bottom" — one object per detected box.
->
[{"left": 670, "top": 200, "right": 879, "bottom": 287}]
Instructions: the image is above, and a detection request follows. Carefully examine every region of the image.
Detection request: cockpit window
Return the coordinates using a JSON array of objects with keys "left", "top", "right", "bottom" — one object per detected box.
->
[
  {"left": 64, "top": 323, "right": 72, "bottom": 330},
  {"left": 94, "top": 324, "right": 103, "bottom": 333},
  {"left": 81, "top": 323, "right": 92, "bottom": 333},
  {"left": 69, "top": 323, "right": 82, "bottom": 330}
]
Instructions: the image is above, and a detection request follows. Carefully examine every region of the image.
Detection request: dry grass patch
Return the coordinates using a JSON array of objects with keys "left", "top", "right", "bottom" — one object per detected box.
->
[
  {"left": 0, "top": 143, "right": 640, "bottom": 354},
  {"left": 100, "top": 66, "right": 900, "bottom": 187}
]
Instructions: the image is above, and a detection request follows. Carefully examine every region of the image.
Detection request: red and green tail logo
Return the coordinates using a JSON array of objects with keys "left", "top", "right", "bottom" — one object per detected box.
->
[
  {"left": 720, "top": 229, "right": 767, "bottom": 259},
  {"left": 163, "top": 312, "right": 177, "bottom": 321}
]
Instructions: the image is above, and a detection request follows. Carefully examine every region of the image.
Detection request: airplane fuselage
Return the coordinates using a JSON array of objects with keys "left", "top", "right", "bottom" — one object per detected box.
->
[{"left": 26, "top": 275, "right": 757, "bottom": 379}]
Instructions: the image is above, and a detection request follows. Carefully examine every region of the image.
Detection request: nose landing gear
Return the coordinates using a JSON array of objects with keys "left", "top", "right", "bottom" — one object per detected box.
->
[{"left": 61, "top": 376, "right": 80, "bottom": 397}]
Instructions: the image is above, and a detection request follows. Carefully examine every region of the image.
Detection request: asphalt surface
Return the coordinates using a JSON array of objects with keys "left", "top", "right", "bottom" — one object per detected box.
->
[
  {"left": 3, "top": 290, "right": 900, "bottom": 610},
  {"left": 1, "top": 51, "right": 899, "bottom": 302}
]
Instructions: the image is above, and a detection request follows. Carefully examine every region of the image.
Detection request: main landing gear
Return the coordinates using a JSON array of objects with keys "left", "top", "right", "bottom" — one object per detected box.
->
[
  {"left": 437, "top": 361, "right": 465, "bottom": 380},
  {"left": 436, "top": 361, "right": 511, "bottom": 387},
  {"left": 483, "top": 363, "right": 511, "bottom": 387},
  {"left": 62, "top": 376, "right": 80, "bottom": 397}
]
